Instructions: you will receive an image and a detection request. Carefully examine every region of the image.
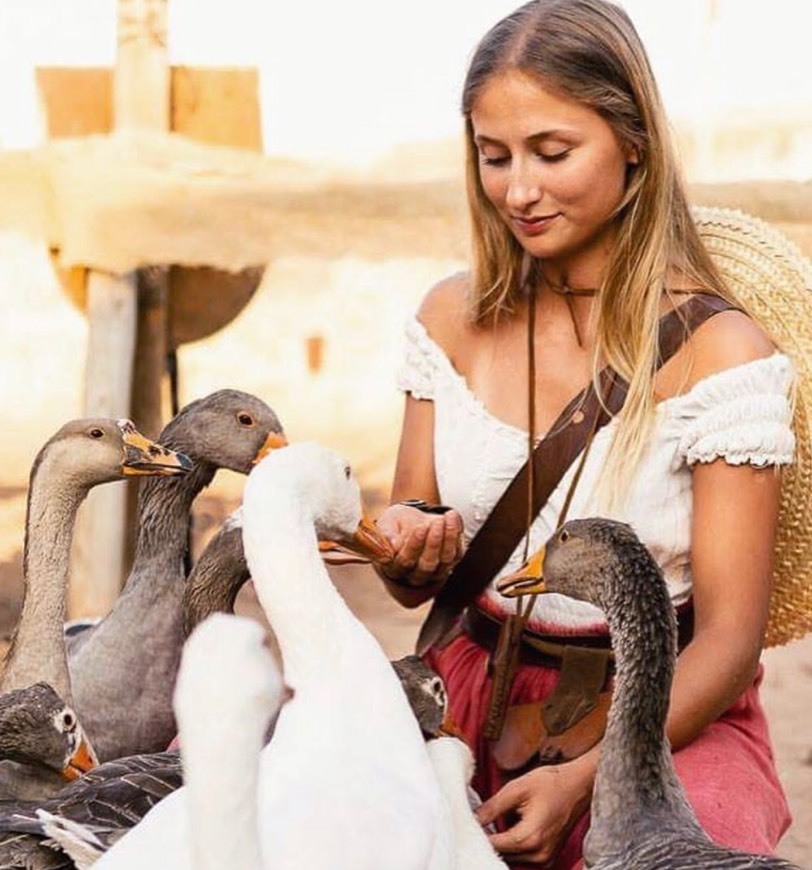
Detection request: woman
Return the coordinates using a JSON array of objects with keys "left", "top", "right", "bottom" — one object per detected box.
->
[{"left": 374, "top": 0, "right": 794, "bottom": 867}]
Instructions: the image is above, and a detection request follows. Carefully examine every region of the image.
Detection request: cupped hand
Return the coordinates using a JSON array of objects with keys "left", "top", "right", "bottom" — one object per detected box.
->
[
  {"left": 474, "top": 756, "right": 594, "bottom": 865},
  {"left": 375, "top": 503, "right": 463, "bottom": 587}
]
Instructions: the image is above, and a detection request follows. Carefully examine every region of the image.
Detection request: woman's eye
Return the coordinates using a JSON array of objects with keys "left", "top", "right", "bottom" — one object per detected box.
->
[
  {"left": 539, "top": 150, "right": 570, "bottom": 163},
  {"left": 480, "top": 153, "right": 509, "bottom": 167}
]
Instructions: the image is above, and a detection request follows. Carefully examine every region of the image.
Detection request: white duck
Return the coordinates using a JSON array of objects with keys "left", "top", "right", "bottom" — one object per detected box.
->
[{"left": 92, "top": 441, "right": 456, "bottom": 870}]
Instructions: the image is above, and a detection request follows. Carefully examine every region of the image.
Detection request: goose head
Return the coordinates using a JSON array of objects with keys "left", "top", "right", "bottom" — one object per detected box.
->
[
  {"left": 391, "top": 655, "right": 448, "bottom": 737},
  {"left": 0, "top": 683, "right": 97, "bottom": 780},
  {"left": 157, "top": 390, "right": 286, "bottom": 473},
  {"left": 496, "top": 517, "right": 657, "bottom": 613},
  {"left": 33, "top": 418, "right": 192, "bottom": 485},
  {"left": 246, "top": 442, "right": 394, "bottom": 563}
]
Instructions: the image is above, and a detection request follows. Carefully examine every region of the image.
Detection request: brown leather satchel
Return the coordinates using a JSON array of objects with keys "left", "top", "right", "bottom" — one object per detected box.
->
[{"left": 415, "top": 293, "right": 734, "bottom": 771}]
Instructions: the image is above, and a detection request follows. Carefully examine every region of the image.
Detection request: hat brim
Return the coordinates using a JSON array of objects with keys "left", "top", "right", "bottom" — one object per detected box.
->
[{"left": 694, "top": 205, "right": 812, "bottom": 647}]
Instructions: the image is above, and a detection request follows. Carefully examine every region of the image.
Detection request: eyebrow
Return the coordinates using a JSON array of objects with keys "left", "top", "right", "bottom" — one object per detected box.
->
[{"left": 474, "top": 130, "right": 575, "bottom": 147}]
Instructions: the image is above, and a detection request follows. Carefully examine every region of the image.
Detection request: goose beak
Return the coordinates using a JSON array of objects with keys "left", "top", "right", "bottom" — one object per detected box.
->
[
  {"left": 496, "top": 548, "right": 547, "bottom": 598},
  {"left": 435, "top": 711, "right": 465, "bottom": 740},
  {"left": 321, "top": 516, "right": 395, "bottom": 564},
  {"left": 119, "top": 422, "right": 194, "bottom": 477},
  {"left": 252, "top": 431, "right": 289, "bottom": 465},
  {"left": 61, "top": 728, "right": 98, "bottom": 781}
]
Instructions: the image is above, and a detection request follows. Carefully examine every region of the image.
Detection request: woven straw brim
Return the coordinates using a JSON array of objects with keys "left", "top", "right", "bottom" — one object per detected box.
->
[{"left": 694, "top": 206, "right": 812, "bottom": 647}]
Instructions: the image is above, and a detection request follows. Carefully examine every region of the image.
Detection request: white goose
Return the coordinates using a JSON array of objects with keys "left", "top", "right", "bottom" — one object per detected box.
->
[
  {"left": 175, "top": 613, "right": 288, "bottom": 870},
  {"left": 426, "top": 737, "right": 508, "bottom": 869},
  {"left": 92, "top": 442, "right": 456, "bottom": 870}
]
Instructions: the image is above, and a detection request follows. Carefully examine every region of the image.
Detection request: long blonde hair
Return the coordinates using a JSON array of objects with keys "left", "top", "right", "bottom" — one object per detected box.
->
[{"left": 462, "top": 0, "right": 742, "bottom": 498}]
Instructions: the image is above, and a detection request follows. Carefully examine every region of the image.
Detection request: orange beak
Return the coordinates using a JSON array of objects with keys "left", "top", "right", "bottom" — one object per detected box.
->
[
  {"left": 120, "top": 423, "right": 194, "bottom": 477},
  {"left": 435, "top": 711, "right": 465, "bottom": 740},
  {"left": 320, "top": 515, "right": 395, "bottom": 565},
  {"left": 61, "top": 728, "right": 98, "bottom": 781},
  {"left": 252, "top": 431, "right": 289, "bottom": 465},
  {"left": 496, "top": 547, "right": 547, "bottom": 598}
]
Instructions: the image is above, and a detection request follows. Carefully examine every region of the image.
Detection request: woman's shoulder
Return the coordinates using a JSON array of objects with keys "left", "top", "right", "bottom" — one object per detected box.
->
[
  {"left": 684, "top": 305, "right": 778, "bottom": 391},
  {"left": 415, "top": 271, "right": 472, "bottom": 357}
]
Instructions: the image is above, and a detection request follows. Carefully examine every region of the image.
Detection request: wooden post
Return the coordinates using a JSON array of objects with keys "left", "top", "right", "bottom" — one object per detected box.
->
[
  {"left": 70, "top": 272, "right": 138, "bottom": 618},
  {"left": 69, "top": 0, "right": 170, "bottom": 619}
]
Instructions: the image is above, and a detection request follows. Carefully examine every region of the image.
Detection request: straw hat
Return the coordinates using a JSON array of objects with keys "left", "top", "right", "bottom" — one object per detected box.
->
[{"left": 693, "top": 205, "right": 812, "bottom": 647}]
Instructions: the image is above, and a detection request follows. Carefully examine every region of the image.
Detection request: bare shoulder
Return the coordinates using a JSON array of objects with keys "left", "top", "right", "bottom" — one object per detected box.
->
[
  {"left": 416, "top": 272, "right": 471, "bottom": 356},
  {"left": 686, "top": 307, "right": 777, "bottom": 388}
]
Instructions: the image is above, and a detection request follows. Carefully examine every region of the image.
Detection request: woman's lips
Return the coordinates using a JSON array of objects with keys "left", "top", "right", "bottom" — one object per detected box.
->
[{"left": 511, "top": 213, "right": 560, "bottom": 236}]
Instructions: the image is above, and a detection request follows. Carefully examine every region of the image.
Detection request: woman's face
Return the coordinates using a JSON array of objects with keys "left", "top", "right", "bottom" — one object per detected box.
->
[{"left": 470, "top": 69, "right": 637, "bottom": 280}]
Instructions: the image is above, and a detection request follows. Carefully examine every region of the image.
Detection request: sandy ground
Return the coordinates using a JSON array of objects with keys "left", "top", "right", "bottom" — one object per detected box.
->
[{"left": 0, "top": 203, "right": 810, "bottom": 865}]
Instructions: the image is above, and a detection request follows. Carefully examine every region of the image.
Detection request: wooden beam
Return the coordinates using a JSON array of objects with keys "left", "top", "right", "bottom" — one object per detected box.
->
[
  {"left": 69, "top": 271, "right": 138, "bottom": 618},
  {"left": 70, "top": 0, "right": 170, "bottom": 617}
]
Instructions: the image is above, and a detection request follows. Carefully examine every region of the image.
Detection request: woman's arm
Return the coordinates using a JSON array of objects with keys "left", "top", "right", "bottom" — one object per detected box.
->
[{"left": 376, "top": 394, "right": 463, "bottom": 608}]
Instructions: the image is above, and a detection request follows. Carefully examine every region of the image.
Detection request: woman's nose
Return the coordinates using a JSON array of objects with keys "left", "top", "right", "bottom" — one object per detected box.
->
[{"left": 505, "top": 164, "right": 542, "bottom": 211}]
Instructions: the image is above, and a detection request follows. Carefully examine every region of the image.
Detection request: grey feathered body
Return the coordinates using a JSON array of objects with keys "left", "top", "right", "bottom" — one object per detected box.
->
[
  {"left": 67, "top": 391, "right": 283, "bottom": 762},
  {"left": 540, "top": 520, "right": 799, "bottom": 870}
]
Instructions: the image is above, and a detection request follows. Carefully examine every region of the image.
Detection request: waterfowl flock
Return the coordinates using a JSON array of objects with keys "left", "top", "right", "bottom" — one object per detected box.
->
[{"left": 0, "top": 393, "right": 798, "bottom": 868}]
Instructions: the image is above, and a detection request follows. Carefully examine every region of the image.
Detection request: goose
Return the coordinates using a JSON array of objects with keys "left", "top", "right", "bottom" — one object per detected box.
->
[
  {"left": 65, "top": 389, "right": 285, "bottom": 762},
  {"left": 88, "top": 441, "right": 455, "bottom": 869},
  {"left": 0, "top": 418, "right": 191, "bottom": 800},
  {"left": 0, "top": 659, "right": 450, "bottom": 870},
  {"left": 0, "top": 684, "right": 94, "bottom": 784},
  {"left": 497, "top": 518, "right": 801, "bottom": 870},
  {"left": 34, "top": 614, "right": 290, "bottom": 870},
  {"left": 0, "top": 497, "right": 451, "bottom": 868},
  {"left": 425, "top": 736, "right": 507, "bottom": 869}
]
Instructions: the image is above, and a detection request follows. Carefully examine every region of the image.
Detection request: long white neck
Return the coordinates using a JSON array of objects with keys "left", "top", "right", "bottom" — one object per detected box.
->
[
  {"left": 246, "top": 501, "right": 362, "bottom": 687},
  {"left": 183, "top": 695, "right": 267, "bottom": 870},
  {"left": 2, "top": 453, "right": 84, "bottom": 701}
]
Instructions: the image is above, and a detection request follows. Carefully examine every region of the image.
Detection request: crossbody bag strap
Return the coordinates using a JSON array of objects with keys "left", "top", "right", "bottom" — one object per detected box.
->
[{"left": 416, "top": 292, "right": 736, "bottom": 655}]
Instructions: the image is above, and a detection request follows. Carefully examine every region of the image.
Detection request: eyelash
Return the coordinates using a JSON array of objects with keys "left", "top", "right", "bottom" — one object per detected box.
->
[{"left": 479, "top": 150, "right": 571, "bottom": 167}]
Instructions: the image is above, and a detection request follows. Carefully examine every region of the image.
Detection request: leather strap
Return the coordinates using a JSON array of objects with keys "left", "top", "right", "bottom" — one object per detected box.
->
[{"left": 416, "top": 292, "right": 735, "bottom": 655}]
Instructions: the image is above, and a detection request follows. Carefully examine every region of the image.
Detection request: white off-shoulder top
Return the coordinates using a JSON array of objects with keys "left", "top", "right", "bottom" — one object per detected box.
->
[{"left": 397, "top": 315, "right": 796, "bottom": 635}]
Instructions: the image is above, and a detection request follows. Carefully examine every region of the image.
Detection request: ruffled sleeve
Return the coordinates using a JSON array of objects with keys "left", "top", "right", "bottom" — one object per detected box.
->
[
  {"left": 675, "top": 353, "right": 796, "bottom": 467},
  {"left": 396, "top": 316, "right": 440, "bottom": 400}
]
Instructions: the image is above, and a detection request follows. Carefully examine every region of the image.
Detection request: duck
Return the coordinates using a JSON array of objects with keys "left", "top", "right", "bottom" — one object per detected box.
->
[
  {"left": 0, "top": 418, "right": 191, "bottom": 800},
  {"left": 86, "top": 441, "right": 455, "bottom": 869},
  {"left": 497, "top": 518, "right": 801, "bottom": 870},
  {"left": 65, "top": 389, "right": 285, "bottom": 762},
  {"left": 425, "top": 736, "right": 507, "bottom": 869}
]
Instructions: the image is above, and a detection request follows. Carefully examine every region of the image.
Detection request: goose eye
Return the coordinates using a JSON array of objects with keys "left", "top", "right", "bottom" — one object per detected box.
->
[
  {"left": 559, "top": 529, "right": 570, "bottom": 543},
  {"left": 429, "top": 678, "right": 445, "bottom": 700},
  {"left": 237, "top": 412, "right": 255, "bottom": 427},
  {"left": 344, "top": 465, "right": 351, "bottom": 480},
  {"left": 61, "top": 710, "right": 76, "bottom": 731},
  {"left": 88, "top": 428, "right": 104, "bottom": 440}
]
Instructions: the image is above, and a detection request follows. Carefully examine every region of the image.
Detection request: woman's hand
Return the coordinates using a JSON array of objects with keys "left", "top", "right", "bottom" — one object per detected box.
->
[
  {"left": 375, "top": 503, "right": 463, "bottom": 590},
  {"left": 474, "top": 753, "right": 595, "bottom": 865}
]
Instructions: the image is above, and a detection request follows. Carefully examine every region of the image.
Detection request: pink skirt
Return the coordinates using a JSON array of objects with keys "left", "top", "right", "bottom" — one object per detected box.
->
[{"left": 426, "top": 631, "right": 792, "bottom": 870}]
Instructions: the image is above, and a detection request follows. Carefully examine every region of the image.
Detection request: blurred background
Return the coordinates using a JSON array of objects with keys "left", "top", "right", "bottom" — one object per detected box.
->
[{"left": 0, "top": 1, "right": 809, "bottom": 862}]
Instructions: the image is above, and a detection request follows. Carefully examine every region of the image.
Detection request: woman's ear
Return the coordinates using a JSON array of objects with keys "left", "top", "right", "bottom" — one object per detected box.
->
[{"left": 625, "top": 143, "right": 641, "bottom": 166}]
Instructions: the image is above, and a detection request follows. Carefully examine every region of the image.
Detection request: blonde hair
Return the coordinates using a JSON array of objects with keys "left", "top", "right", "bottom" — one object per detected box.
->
[{"left": 462, "top": 0, "right": 744, "bottom": 501}]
